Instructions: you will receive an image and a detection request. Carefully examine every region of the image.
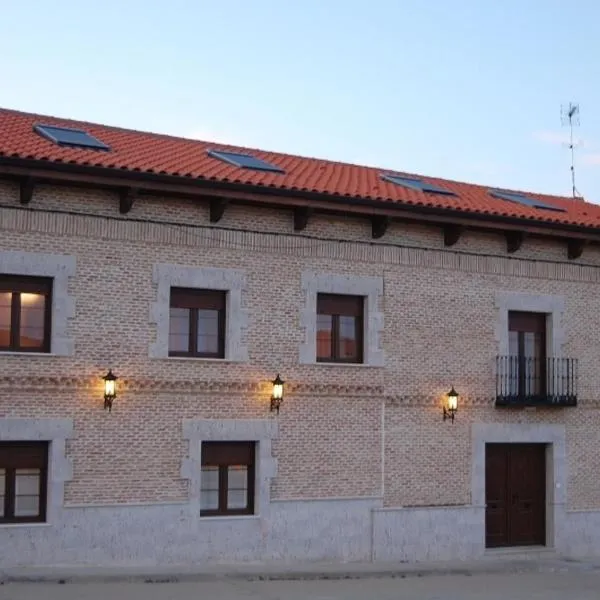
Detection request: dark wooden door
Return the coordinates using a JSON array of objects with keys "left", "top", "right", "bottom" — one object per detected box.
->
[{"left": 485, "top": 443, "right": 546, "bottom": 548}]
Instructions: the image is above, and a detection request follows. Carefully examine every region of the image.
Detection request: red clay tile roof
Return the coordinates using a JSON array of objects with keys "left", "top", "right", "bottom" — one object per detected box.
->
[{"left": 1, "top": 107, "right": 599, "bottom": 230}]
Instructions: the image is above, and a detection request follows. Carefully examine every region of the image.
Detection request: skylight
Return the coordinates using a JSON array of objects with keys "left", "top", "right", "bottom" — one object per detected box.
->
[
  {"left": 33, "top": 124, "right": 111, "bottom": 151},
  {"left": 381, "top": 174, "right": 456, "bottom": 196},
  {"left": 488, "top": 189, "right": 565, "bottom": 213},
  {"left": 207, "top": 149, "right": 284, "bottom": 173}
]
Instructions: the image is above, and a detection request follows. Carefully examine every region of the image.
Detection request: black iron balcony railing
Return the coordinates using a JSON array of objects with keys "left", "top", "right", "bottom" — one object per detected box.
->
[{"left": 496, "top": 356, "right": 578, "bottom": 407}]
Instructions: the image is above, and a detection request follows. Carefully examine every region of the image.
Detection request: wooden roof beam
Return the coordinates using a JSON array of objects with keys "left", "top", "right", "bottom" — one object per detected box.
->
[
  {"left": 371, "top": 216, "right": 390, "bottom": 239},
  {"left": 19, "top": 177, "right": 35, "bottom": 205},
  {"left": 293, "top": 207, "right": 312, "bottom": 231},
  {"left": 209, "top": 198, "right": 228, "bottom": 223},
  {"left": 505, "top": 231, "right": 525, "bottom": 254},
  {"left": 118, "top": 187, "right": 138, "bottom": 214},
  {"left": 567, "top": 238, "right": 586, "bottom": 260},
  {"left": 443, "top": 225, "right": 463, "bottom": 247}
]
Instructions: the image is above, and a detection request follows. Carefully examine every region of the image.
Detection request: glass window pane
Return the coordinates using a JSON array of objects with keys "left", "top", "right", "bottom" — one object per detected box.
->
[
  {"left": 0, "top": 292, "right": 12, "bottom": 347},
  {"left": 338, "top": 315, "right": 358, "bottom": 359},
  {"left": 16, "top": 469, "right": 40, "bottom": 496},
  {"left": 227, "top": 465, "right": 247, "bottom": 489},
  {"left": 316, "top": 314, "right": 332, "bottom": 359},
  {"left": 0, "top": 468, "right": 4, "bottom": 518},
  {"left": 197, "top": 309, "right": 220, "bottom": 354},
  {"left": 169, "top": 308, "right": 190, "bottom": 352},
  {"left": 14, "top": 495, "right": 39, "bottom": 517},
  {"left": 200, "top": 490, "right": 219, "bottom": 511},
  {"left": 227, "top": 489, "right": 247, "bottom": 510},
  {"left": 509, "top": 330, "right": 519, "bottom": 356},
  {"left": 19, "top": 293, "right": 46, "bottom": 348},
  {"left": 201, "top": 466, "right": 219, "bottom": 490}
]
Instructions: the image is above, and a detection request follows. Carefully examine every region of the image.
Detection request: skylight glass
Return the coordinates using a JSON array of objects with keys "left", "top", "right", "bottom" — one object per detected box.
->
[
  {"left": 381, "top": 174, "right": 456, "bottom": 196},
  {"left": 33, "top": 124, "right": 111, "bottom": 151},
  {"left": 207, "top": 149, "right": 284, "bottom": 173},
  {"left": 488, "top": 189, "right": 565, "bottom": 213}
]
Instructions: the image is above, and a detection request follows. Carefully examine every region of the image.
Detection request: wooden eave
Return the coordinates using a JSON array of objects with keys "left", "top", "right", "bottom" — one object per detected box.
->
[{"left": 1, "top": 157, "right": 599, "bottom": 258}]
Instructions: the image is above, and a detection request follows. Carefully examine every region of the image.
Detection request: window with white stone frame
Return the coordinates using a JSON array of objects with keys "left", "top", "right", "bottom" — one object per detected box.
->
[
  {"left": 182, "top": 419, "right": 277, "bottom": 519},
  {"left": 150, "top": 264, "right": 248, "bottom": 361},
  {"left": 0, "top": 252, "right": 75, "bottom": 356},
  {"left": 300, "top": 272, "right": 384, "bottom": 366}
]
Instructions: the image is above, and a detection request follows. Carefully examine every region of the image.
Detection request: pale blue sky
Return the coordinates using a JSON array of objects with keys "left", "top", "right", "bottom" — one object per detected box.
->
[{"left": 1, "top": 0, "right": 599, "bottom": 201}]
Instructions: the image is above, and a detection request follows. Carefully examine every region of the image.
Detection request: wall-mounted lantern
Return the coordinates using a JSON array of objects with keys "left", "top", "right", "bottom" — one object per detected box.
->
[
  {"left": 270, "top": 374, "right": 285, "bottom": 414},
  {"left": 443, "top": 387, "right": 458, "bottom": 423},
  {"left": 103, "top": 370, "right": 118, "bottom": 412}
]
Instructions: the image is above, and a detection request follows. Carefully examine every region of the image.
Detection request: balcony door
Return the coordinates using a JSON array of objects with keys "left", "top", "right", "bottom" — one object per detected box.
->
[{"left": 508, "top": 311, "right": 547, "bottom": 400}]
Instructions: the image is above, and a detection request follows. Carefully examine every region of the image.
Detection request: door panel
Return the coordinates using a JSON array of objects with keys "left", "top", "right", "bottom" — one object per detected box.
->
[
  {"left": 485, "top": 444, "right": 509, "bottom": 548},
  {"left": 485, "top": 443, "right": 546, "bottom": 548},
  {"left": 508, "top": 444, "right": 546, "bottom": 546}
]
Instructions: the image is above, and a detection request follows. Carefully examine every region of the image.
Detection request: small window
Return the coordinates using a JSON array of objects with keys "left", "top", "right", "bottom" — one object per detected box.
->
[
  {"left": 488, "top": 189, "right": 565, "bottom": 213},
  {"left": 316, "top": 294, "right": 364, "bottom": 363},
  {"left": 168, "top": 288, "right": 226, "bottom": 358},
  {"left": 33, "top": 124, "right": 111, "bottom": 151},
  {"left": 381, "top": 174, "right": 457, "bottom": 196},
  {"left": 207, "top": 149, "right": 285, "bottom": 173},
  {"left": 0, "top": 442, "right": 48, "bottom": 523},
  {"left": 0, "top": 276, "right": 52, "bottom": 353},
  {"left": 200, "top": 442, "right": 255, "bottom": 516}
]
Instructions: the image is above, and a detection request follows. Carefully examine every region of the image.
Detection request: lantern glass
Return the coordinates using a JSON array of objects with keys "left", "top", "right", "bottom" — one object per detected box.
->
[
  {"left": 447, "top": 388, "right": 458, "bottom": 411},
  {"left": 103, "top": 370, "right": 117, "bottom": 399},
  {"left": 272, "top": 374, "right": 284, "bottom": 400},
  {"left": 104, "top": 378, "right": 116, "bottom": 398}
]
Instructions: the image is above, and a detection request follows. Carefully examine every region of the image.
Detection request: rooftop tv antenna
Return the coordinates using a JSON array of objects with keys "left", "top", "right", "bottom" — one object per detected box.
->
[{"left": 561, "top": 102, "right": 581, "bottom": 198}]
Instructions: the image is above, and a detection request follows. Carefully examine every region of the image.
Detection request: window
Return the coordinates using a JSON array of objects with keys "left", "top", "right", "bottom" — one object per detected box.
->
[
  {"left": 33, "top": 124, "right": 111, "bottom": 151},
  {"left": 200, "top": 442, "right": 255, "bottom": 516},
  {"left": 488, "top": 189, "right": 565, "bottom": 213},
  {"left": 207, "top": 149, "right": 284, "bottom": 173},
  {"left": 0, "top": 442, "right": 48, "bottom": 523},
  {"left": 508, "top": 311, "right": 547, "bottom": 398},
  {"left": 0, "top": 276, "right": 52, "bottom": 353},
  {"left": 168, "top": 288, "right": 226, "bottom": 358},
  {"left": 381, "top": 174, "right": 457, "bottom": 196},
  {"left": 316, "top": 293, "right": 363, "bottom": 363}
]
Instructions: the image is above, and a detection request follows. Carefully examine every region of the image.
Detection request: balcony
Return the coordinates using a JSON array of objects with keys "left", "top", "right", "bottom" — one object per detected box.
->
[{"left": 496, "top": 356, "right": 578, "bottom": 407}]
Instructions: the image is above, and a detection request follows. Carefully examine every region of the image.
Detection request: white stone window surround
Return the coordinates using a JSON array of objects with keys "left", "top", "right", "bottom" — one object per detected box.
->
[
  {"left": 0, "top": 418, "right": 74, "bottom": 526},
  {"left": 150, "top": 264, "right": 249, "bottom": 361},
  {"left": 472, "top": 423, "right": 566, "bottom": 549},
  {"left": 0, "top": 251, "right": 76, "bottom": 356},
  {"left": 494, "top": 292, "right": 565, "bottom": 358},
  {"left": 300, "top": 272, "right": 384, "bottom": 366},
  {"left": 181, "top": 419, "right": 277, "bottom": 518}
]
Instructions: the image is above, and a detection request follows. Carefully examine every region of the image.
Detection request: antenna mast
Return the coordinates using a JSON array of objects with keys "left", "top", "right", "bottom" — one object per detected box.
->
[{"left": 561, "top": 102, "right": 580, "bottom": 198}]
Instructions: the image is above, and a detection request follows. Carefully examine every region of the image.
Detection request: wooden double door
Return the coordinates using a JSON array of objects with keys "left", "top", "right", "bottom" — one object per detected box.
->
[{"left": 485, "top": 443, "right": 546, "bottom": 548}]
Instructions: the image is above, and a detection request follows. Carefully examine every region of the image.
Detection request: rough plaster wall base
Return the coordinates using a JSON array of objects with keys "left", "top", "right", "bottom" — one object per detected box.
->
[
  {"left": 0, "top": 498, "right": 379, "bottom": 567},
  {"left": 150, "top": 264, "right": 249, "bottom": 361},
  {"left": 0, "top": 251, "right": 76, "bottom": 356}
]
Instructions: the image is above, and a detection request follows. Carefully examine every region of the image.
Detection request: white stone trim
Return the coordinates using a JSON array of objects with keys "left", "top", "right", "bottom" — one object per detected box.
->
[
  {"left": 0, "top": 418, "right": 74, "bottom": 524},
  {"left": 472, "top": 423, "right": 566, "bottom": 549},
  {"left": 149, "top": 264, "right": 249, "bottom": 361},
  {"left": 0, "top": 251, "right": 76, "bottom": 356},
  {"left": 300, "top": 272, "right": 384, "bottom": 366},
  {"left": 494, "top": 292, "right": 565, "bottom": 357},
  {"left": 181, "top": 419, "right": 278, "bottom": 517}
]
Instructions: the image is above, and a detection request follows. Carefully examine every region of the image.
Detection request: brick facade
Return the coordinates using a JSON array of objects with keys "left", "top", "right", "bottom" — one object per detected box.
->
[{"left": 2, "top": 178, "right": 600, "bottom": 565}]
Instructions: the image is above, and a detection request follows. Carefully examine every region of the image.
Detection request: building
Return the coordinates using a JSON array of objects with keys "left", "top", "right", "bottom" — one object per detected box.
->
[{"left": 1, "top": 108, "right": 600, "bottom": 568}]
